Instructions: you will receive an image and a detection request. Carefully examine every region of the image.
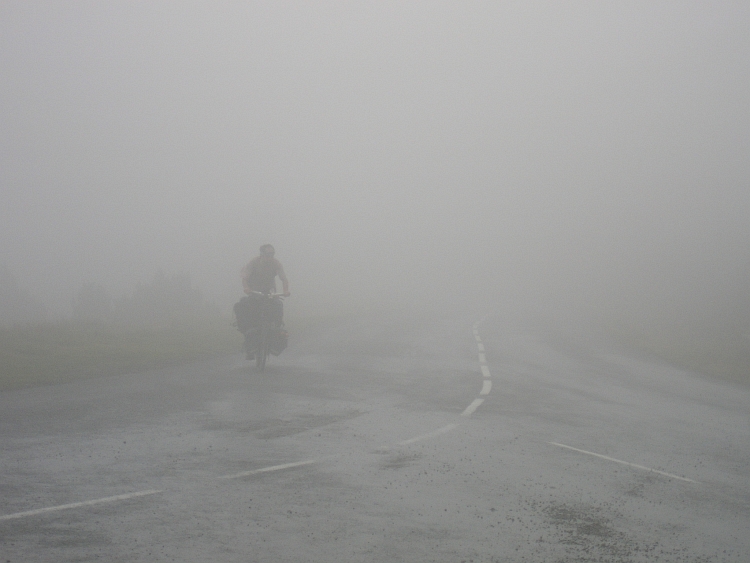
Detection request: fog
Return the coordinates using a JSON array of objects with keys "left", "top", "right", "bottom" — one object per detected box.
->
[{"left": 2, "top": 2, "right": 749, "bottom": 331}]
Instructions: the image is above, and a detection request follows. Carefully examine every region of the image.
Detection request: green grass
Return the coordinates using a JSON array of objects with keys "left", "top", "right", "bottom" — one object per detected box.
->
[
  {"left": 0, "top": 313, "right": 350, "bottom": 391},
  {"left": 0, "top": 319, "right": 244, "bottom": 391},
  {"left": 12, "top": 311, "right": 743, "bottom": 392},
  {"left": 605, "top": 323, "right": 750, "bottom": 387},
  {"left": 641, "top": 334, "right": 749, "bottom": 386}
]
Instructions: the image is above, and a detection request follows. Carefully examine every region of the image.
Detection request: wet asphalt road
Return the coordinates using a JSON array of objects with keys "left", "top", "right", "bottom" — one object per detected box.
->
[{"left": 1, "top": 312, "right": 749, "bottom": 562}]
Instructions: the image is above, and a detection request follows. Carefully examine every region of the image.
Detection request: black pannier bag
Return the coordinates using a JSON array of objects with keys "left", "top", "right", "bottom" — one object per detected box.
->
[
  {"left": 233, "top": 296, "right": 257, "bottom": 333},
  {"left": 268, "top": 328, "right": 288, "bottom": 356}
]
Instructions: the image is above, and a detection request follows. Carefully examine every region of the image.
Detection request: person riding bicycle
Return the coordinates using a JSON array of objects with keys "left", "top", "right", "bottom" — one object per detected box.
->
[
  {"left": 241, "top": 244, "right": 290, "bottom": 298},
  {"left": 236, "top": 244, "right": 290, "bottom": 360}
]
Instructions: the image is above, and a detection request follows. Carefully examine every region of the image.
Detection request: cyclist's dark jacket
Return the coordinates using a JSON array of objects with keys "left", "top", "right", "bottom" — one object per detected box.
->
[{"left": 241, "top": 257, "right": 287, "bottom": 294}]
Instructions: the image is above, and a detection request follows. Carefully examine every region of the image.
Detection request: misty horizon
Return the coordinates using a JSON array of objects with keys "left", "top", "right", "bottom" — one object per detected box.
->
[{"left": 2, "top": 2, "right": 748, "bottom": 331}]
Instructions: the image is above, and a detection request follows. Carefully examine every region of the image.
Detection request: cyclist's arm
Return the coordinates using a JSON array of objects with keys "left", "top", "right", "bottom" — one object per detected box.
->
[{"left": 277, "top": 263, "right": 290, "bottom": 296}]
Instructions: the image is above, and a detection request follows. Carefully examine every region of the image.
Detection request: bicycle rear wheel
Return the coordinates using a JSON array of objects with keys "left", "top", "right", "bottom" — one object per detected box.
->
[{"left": 256, "top": 327, "right": 268, "bottom": 371}]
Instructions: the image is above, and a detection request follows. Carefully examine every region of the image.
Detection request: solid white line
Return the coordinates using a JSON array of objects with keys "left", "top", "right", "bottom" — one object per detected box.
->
[
  {"left": 478, "top": 352, "right": 486, "bottom": 364},
  {"left": 461, "top": 398, "right": 484, "bottom": 417},
  {"left": 481, "top": 365, "right": 491, "bottom": 378},
  {"left": 477, "top": 343, "right": 485, "bottom": 352},
  {"left": 399, "top": 424, "right": 458, "bottom": 445},
  {"left": 0, "top": 490, "right": 163, "bottom": 522},
  {"left": 474, "top": 336, "right": 482, "bottom": 343},
  {"left": 219, "top": 459, "right": 318, "bottom": 480},
  {"left": 480, "top": 380, "right": 492, "bottom": 395},
  {"left": 548, "top": 443, "right": 697, "bottom": 483}
]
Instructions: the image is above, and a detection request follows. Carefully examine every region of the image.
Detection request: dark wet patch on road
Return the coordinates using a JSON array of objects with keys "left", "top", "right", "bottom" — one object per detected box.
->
[
  {"left": 622, "top": 473, "right": 658, "bottom": 499},
  {"left": 542, "top": 502, "right": 638, "bottom": 561},
  {"left": 379, "top": 451, "right": 423, "bottom": 470},
  {"left": 2, "top": 512, "right": 114, "bottom": 551},
  {"left": 204, "top": 410, "right": 364, "bottom": 439}
]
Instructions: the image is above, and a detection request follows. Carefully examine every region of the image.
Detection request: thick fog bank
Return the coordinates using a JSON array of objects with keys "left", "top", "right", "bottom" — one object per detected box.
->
[{"left": 1, "top": 2, "right": 748, "bottom": 340}]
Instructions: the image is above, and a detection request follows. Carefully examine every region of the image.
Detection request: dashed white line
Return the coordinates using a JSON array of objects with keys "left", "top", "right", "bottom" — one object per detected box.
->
[
  {"left": 399, "top": 424, "right": 459, "bottom": 445},
  {"left": 461, "top": 398, "right": 484, "bottom": 417},
  {"left": 462, "top": 319, "right": 493, "bottom": 418},
  {"left": 549, "top": 442, "right": 697, "bottom": 483},
  {"left": 219, "top": 459, "right": 318, "bottom": 480},
  {"left": 0, "top": 490, "right": 163, "bottom": 522}
]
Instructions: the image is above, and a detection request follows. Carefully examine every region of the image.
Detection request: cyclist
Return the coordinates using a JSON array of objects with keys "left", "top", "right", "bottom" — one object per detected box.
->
[
  {"left": 241, "top": 244, "right": 290, "bottom": 297},
  {"left": 236, "top": 244, "right": 290, "bottom": 360}
]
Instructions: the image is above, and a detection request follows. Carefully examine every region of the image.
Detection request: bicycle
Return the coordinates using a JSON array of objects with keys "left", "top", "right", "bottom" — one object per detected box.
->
[{"left": 246, "top": 291, "right": 287, "bottom": 372}]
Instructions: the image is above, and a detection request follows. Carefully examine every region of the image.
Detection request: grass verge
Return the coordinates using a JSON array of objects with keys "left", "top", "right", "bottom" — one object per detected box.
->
[
  {"left": 605, "top": 323, "right": 750, "bottom": 387},
  {"left": 0, "top": 320, "right": 243, "bottom": 391},
  {"left": 0, "top": 313, "right": 349, "bottom": 391}
]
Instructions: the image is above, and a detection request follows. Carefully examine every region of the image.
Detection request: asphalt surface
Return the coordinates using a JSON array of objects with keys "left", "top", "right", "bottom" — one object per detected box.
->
[{"left": 1, "top": 311, "right": 749, "bottom": 562}]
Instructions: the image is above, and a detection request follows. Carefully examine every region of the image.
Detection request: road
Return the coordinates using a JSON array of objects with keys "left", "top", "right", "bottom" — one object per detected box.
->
[{"left": 1, "top": 311, "right": 749, "bottom": 562}]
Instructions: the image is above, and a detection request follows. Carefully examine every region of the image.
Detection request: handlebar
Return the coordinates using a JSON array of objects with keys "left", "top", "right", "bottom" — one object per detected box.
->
[{"left": 249, "top": 291, "right": 286, "bottom": 298}]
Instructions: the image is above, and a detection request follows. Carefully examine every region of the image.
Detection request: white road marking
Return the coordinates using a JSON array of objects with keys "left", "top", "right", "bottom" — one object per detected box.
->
[
  {"left": 0, "top": 490, "right": 163, "bottom": 522},
  {"left": 461, "top": 320, "right": 493, "bottom": 417},
  {"left": 548, "top": 442, "right": 697, "bottom": 483},
  {"left": 480, "top": 380, "right": 492, "bottom": 395},
  {"left": 399, "top": 424, "right": 459, "bottom": 445},
  {"left": 461, "top": 398, "right": 484, "bottom": 417},
  {"left": 219, "top": 459, "right": 318, "bottom": 480}
]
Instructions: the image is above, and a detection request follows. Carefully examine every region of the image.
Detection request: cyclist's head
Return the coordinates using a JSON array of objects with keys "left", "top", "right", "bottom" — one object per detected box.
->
[{"left": 259, "top": 244, "right": 275, "bottom": 257}]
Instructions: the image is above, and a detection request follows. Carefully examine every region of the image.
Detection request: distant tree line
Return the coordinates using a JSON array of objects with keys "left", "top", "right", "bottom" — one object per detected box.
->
[
  {"left": 72, "top": 270, "right": 221, "bottom": 327},
  {"left": 0, "top": 264, "right": 47, "bottom": 326}
]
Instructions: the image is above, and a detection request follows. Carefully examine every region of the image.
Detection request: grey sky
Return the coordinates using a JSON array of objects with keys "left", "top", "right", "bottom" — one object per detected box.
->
[{"left": 1, "top": 1, "right": 748, "bottom": 320}]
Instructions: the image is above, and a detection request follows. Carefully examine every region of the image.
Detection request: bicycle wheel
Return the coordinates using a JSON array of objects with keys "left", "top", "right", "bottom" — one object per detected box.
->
[{"left": 256, "top": 327, "right": 268, "bottom": 371}]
